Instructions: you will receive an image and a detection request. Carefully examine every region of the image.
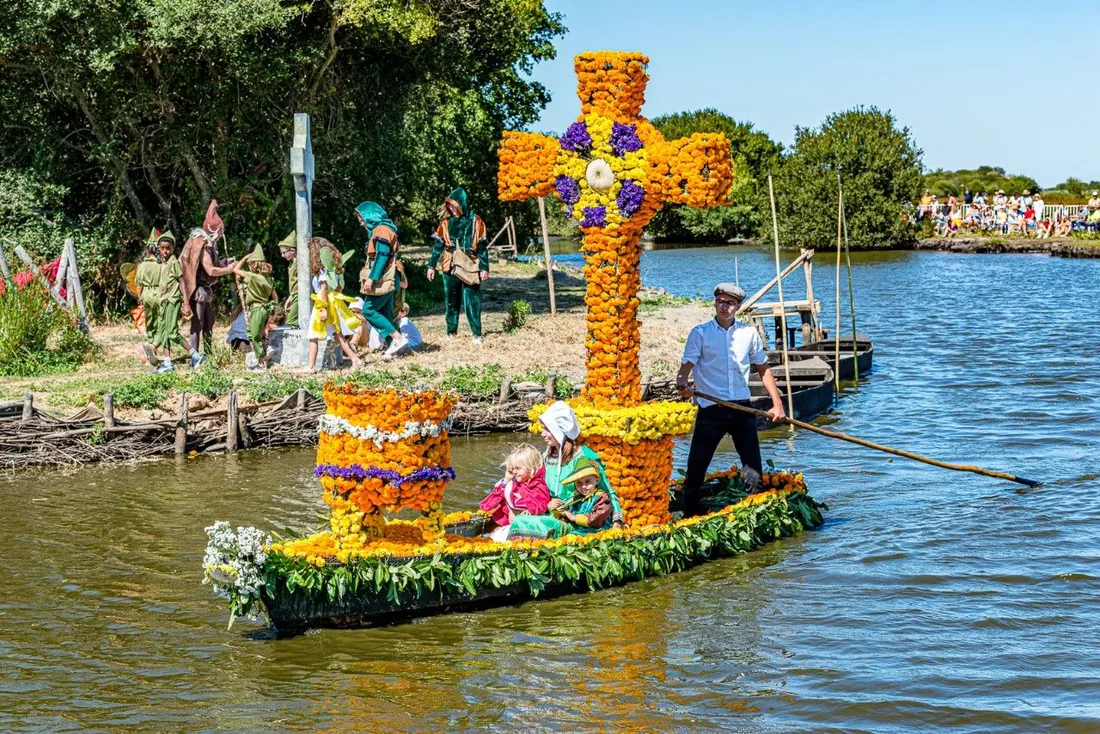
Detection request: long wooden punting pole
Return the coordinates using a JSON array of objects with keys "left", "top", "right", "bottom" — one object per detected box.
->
[
  {"left": 838, "top": 174, "right": 859, "bottom": 388},
  {"left": 691, "top": 390, "right": 1040, "bottom": 488},
  {"left": 835, "top": 175, "right": 843, "bottom": 397},
  {"left": 767, "top": 175, "right": 795, "bottom": 421}
]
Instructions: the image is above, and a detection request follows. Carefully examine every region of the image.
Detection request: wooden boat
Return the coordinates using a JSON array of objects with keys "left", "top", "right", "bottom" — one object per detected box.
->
[
  {"left": 769, "top": 333, "right": 873, "bottom": 383},
  {"left": 749, "top": 356, "right": 835, "bottom": 428},
  {"left": 260, "top": 476, "right": 825, "bottom": 634}
]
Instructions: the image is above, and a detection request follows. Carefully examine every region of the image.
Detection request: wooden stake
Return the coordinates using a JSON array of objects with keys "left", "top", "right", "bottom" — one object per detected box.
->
[
  {"left": 767, "top": 175, "right": 795, "bottom": 421},
  {"left": 537, "top": 197, "right": 557, "bottom": 315},
  {"left": 691, "top": 390, "right": 1040, "bottom": 487},
  {"left": 0, "top": 241, "right": 11, "bottom": 285},
  {"left": 103, "top": 393, "right": 115, "bottom": 428},
  {"left": 21, "top": 393, "right": 34, "bottom": 423},
  {"left": 175, "top": 392, "right": 189, "bottom": 454},
  {"left": 545, "top": 371, "right": 558, "bottom": 399},
  {"left": 63, "top": 238, "right": 89, "bottom": 334},
  {"left": 54, "top": 246, "right": 70, "bottom": 302},
  {"left": 226, "top": 390, "right": 239, "bottom": 452}
]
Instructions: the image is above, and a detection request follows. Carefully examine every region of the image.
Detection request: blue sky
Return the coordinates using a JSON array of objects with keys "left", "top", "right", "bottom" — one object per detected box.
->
[{"left": 526, "top": 0, "right": 1099, "bottom": 187}]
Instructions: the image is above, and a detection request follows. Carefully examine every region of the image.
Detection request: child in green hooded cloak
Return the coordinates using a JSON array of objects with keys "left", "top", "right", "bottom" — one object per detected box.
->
[{"left": 428, "top": 187, "right": 489, "bottom": 343}]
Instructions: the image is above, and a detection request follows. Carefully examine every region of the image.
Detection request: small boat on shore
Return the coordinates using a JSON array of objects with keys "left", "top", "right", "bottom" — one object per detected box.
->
[
  {"left": 768, "top": 333, "right": 873, "bottom": 383},
  {"left": 750, "top": 356, "right": 835, "bottom": 428}
]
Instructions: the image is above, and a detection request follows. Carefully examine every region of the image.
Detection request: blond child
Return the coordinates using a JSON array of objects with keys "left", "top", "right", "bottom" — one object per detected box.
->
[{"left": 479, "top": 444, "right": 550, "bottom": 542}]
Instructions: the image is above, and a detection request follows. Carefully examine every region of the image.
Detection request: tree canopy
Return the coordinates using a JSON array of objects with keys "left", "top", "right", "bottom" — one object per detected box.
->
[
  {"left": 923, "top": 167, "right": 1040, "bottom": 199},
  {"left": 0, "top": 0, "right": 563, "bottom": 308},
  {"left": 774, "top": 106, "right": 923, "bottom": 249},
  {"left": 648, "top": 109, "right": 782, "bottom": 242}
]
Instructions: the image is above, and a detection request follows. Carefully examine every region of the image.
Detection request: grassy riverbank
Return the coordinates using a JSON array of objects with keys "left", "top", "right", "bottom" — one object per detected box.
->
[{"left": 1, "top": 260, "right": 710, "bottom": 418}]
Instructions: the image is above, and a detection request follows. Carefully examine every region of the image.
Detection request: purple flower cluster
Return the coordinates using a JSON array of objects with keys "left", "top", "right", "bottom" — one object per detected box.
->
[
  {"left": 580, "top": 206, "right": 607, "bottom": 228},
  {"left": 315, "top": 463, "right": 456, "bottom": 487},
  {"left": 560, "top": 121, "right": 592, "bottom": 153},
  {"left": 610, "top": 122, "right": 643, "bottom": 157},
  {"left": 555, "top": 175, "right": 581, "bottom": 205},
  {"left": 616, "top": 179, "right": 645, "bottom": 218}
]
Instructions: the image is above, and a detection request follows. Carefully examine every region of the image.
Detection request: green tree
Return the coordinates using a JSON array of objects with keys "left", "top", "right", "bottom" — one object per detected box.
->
[
  {"left": 774, "top": 106, "right": 922, "bottom": 249},
  {"left": 923, "top": 166, "right": 1041, "bottom": 199},
  {"left": 0, "top": 0, "right": 563, "bottom": 311},
  {"left": 648, "top": 109, "right": 782, "bottom": 242}
]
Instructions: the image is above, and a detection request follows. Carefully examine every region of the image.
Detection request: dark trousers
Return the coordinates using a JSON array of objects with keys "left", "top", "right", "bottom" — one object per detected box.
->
[
  {"left": 189, "top": 286, "right": 215, "bottom": 353},
  {"left": 682, "top": 402, "right": 763, "bottom": 516}
]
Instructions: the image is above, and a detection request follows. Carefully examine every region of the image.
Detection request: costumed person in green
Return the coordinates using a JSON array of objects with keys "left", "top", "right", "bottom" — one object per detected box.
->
[
  {"left": 153, "top": 231, "right": 187, "bottom": 373},
  {"left": 508, "top": 400, "right": 624, "bottom": 539},
  {"left": 354, "top": 201, "right": 406, "bottom": 357},
  {"left": 427, "top": 187, "right": 489, "bottom": 344},
  {"left": 277, "top": 231, "right": 299, "bottom": 327},
  {"left": 551, "top": 457, "right": 623, "bottom": 536},
  {"left": 135, "top": 229, "right": 163, "bottom": 367},
  {"left": 233, "top": 244, "right": 279, "bottom": 371}
]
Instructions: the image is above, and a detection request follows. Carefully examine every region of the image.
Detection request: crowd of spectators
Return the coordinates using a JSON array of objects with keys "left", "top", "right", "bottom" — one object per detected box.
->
[{"left": 916, "top": 188, "right": 1100, "bottom": 238}]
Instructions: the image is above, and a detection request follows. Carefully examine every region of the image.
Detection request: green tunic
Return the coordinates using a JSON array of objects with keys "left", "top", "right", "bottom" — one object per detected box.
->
[
  {"left": 136, "top": 256, "right": 161, "bottom": 338},
  {"left": 240, "top": 271, "right": 275, "bottom": 361},
  {"left": 153, "top": 256, "right": 185, "bottom": 352},
  {"left": 286, "top": 261, "right": 299, "bottom": 327}
]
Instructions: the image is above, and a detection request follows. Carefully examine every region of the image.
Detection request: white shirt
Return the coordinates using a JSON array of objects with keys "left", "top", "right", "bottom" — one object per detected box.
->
[
  {"left": 681, "top": 319, "right": 767, "bottom": 406},
  {"left": 368, "top": 316, "right": 423, "bottom": 351}
]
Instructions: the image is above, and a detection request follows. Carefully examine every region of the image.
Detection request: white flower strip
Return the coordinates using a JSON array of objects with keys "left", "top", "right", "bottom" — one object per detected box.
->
[{"left": 318, "top": 414, "right": 452, "bottom": 446}]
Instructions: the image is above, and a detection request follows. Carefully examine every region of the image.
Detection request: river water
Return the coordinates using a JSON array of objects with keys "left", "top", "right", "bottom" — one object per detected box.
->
[{"left": 2, "top": 248, "right": 1098, "bottom": 732}]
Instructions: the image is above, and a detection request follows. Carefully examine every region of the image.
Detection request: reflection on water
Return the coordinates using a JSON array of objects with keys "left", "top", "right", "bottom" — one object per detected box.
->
[{"left": 1, "top": 248, "right": 1099, "bottom": 731}]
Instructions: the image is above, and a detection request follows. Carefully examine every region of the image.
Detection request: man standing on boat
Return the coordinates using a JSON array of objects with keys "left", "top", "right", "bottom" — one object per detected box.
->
[{"left": 676, "top": 283, "right": 786, "bottom": 516}]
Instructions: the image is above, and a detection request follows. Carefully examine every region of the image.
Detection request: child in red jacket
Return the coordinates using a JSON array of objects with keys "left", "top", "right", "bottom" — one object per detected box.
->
[{"left": 479, "top": 444, "right": 550, "bottom": 542}]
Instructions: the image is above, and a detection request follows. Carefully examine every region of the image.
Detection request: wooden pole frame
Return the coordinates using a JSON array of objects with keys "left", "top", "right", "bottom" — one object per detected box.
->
[
  {"left": 767, "top": 175, "right": 795, "bottom": 421},
  {"left": 835, "top": 173, "right": 843, "bottom": 397},
  {"left": 537, "top": 197, "right": 557, "bottom": 316},
  {"left": 839, "top": 176, "right": 859, "bottom": 389}
]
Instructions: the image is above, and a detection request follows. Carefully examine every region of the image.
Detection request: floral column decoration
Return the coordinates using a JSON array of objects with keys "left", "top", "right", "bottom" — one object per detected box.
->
[
  {"left": 315, "top": 385, "right": 458, "bottom": 544},
  {"left": 500, "top": 51, "right": 735, "bottom": 526}
]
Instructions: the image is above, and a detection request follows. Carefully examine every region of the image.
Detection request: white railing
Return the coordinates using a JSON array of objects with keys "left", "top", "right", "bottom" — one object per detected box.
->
[{"left": 918, "top": 203, "right": 1092, "bottom": 221}]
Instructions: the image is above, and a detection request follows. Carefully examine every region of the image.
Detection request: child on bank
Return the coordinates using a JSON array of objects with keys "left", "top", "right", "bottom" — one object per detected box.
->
[
  {"left": 479, "top": 444, "right": 550, "bottom": 542},
  {"left": 153, "top": 232, "right": 191, "bottom": 373},
  {"left": 135, "top": 231, "right": 162, "bottom": 366},
  {"left": 306, "top": 238, "right": 361, "bottom": 372},
  {"left": 233, "top": 244, "right": 279, "bottom": 370}
]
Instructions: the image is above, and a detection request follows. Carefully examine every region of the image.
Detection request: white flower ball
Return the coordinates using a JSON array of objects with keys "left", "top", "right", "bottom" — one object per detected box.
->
[{"left": 586, "top": 158, "right": 615, "bottom": 191}]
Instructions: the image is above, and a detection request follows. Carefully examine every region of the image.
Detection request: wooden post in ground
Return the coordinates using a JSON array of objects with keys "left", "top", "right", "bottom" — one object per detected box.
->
[
  {"left": 537, "top": 197, "right": 557, "bottom": 315},
  {"left": 63, "top": 238, "right": 89, "bottom": 335},
  {"left": 0, "top": 242, "right": 11, "bottom": 285},
  {"left": 175, "top": 392, "right": 189, "bottom": 454},
  {"left": 296, "top": 387, "right": 307, "bottom": 409},
  {"left": 21, "top": 393, "right": 33, "bottom": 423},
  {"left": 497, "top": 378, "right": 512, "bottom": 405},
  {"left": 53, "top": 246, "right": 70, "bottom": 303},
  {"left": 226, "top": 390, "right": 239, "bottom": 452},
  {"left": 545, "top": 371, "right": 558, "bottom": 399},
  {"left": 103, "top": 393, "right": 115, "bottom": 428}
]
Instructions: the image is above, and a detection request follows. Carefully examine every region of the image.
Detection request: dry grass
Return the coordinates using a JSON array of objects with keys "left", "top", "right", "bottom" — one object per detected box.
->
[{"left": 2, "top": 260, "right": 712, "bottom": 405}]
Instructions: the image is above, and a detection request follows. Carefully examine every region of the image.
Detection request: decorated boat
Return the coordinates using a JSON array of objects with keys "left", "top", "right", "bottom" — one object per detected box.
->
[{"left": 202, "top": 50, "right": 827, "bottom": 633}]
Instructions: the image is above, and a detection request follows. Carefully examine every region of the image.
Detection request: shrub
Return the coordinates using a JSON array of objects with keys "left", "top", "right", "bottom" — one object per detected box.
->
[
  {"left": 502, "top": 299, "right": 532, "bottom": 333},
  {"left": 440, "top": 363, "right": 504, "bottom": 400},
  {"left": 112, "top": 373, "right": 179, "bottom": 409},
  {"left": 0, "top": 281, "right": 95, "bottom": 377}
]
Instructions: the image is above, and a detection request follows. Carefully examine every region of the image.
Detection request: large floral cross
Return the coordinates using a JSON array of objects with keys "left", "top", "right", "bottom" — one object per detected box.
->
[{"left": 498, "top": 51, "right": 734, "bottom": 408}]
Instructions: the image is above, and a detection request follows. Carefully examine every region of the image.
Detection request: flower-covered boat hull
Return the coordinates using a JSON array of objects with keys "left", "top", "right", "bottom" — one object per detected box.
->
[{"left": 259, "top": 482, "right": 825, "bottom": 634}]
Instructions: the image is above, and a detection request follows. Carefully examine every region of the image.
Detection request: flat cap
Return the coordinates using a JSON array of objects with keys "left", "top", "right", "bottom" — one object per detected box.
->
[{"left": 714, "top": 282, "right": 746, "bottom": 301}]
